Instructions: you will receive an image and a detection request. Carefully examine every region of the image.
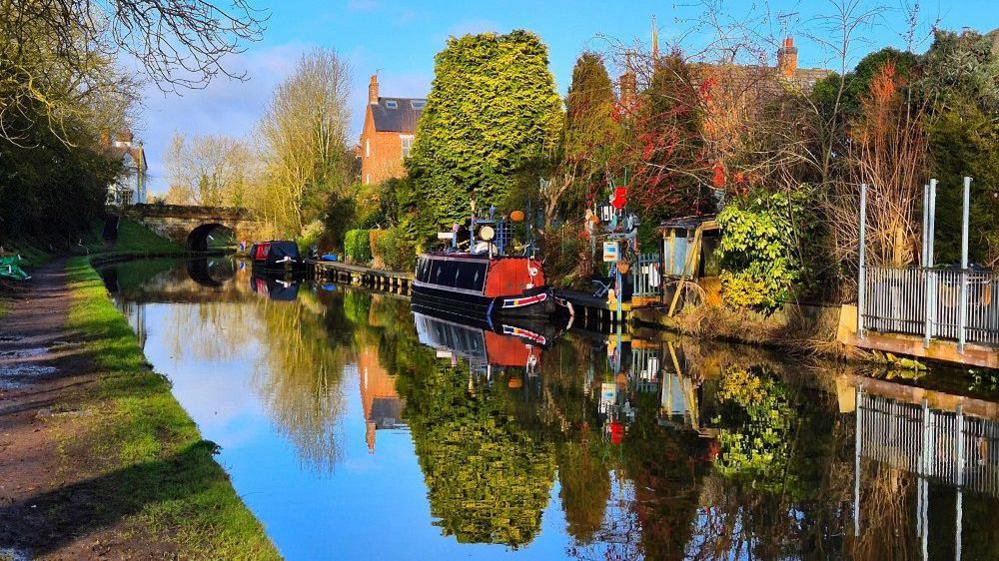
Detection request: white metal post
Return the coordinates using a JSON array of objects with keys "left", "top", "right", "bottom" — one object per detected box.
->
[
  {"left": 854, "top": 385, "right": 863, "bottom": 536},
  {"left": 858, "top": 183, "right": 867, "bottom": 337},
  {"left": 959, "top": 177, "right": 971, "bottom": 353},
  {"left": 922, "top": 183, "right": 929, "bottom": 267},
  {"left": 956, "top": 404, "right": 965, "bottom": 561},
  {"left": 925, "top": 179, "right": 937, "bottom": 347}
]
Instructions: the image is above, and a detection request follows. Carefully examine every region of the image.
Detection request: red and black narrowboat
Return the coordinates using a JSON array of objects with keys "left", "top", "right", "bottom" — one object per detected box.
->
[
  {"left": 413, "top": 252, "right": 559, "bottom": 319},
  {"left": 248, "top": 240, "right": 306, "bottom": 275}
]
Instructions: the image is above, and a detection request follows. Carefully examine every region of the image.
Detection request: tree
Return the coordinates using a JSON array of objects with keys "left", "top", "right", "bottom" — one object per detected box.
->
[
  {"left": 164, "top": 132, "right": 255, "bottom": 207},
  {"left": 919, "top": 30, "right": 999, "bottom": 265},
  {"left": 0, "top": 0, "right": 263, "bottom": 143},
  {"left": 407, "top": 30, "right": 563, "bottom": 236},
  {"left": 624, "top": 54, "right": 709, "bottom": 222},
  {"left": 258, "top": 48, "right": 352, "bottom": 237},
  {"left": 546, "top": 52, "right": 620, "bottom": 225}
]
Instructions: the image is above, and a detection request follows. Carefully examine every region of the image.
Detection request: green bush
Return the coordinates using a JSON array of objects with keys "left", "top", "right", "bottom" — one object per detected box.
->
[
  {"left": 344, "top": 229, "right": 371, "bottom": 263},
  {"left": 371, "top": 227, "right": 417, "bottom": 272},
  {"left": 716, "top": 191, "right": 801, "bottom": 314}
]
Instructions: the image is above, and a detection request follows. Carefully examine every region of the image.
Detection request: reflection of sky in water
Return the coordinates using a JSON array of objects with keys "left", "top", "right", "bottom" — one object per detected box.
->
[
  {"left": 139, "top": 303, "right": 577, "bottom": 560},
  {"left": 108, "top": 258, "right": 999, "bottom": 561}
]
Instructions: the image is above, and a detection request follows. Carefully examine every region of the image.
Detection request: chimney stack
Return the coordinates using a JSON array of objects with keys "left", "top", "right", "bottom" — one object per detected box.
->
[
  {"left": 777, "top": 37, "right": 798, "bottom": 79},
  {"left": 368, "top": 74, "right": 379, "bottom": 105}
]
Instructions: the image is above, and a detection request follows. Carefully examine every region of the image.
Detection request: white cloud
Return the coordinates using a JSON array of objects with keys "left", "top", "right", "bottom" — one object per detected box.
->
[
  {"left": 135, "top": 40, "right": 431, "bottom": 197},
  {"left": 136, "top": 43, "right": 311, "bottom": 196}
]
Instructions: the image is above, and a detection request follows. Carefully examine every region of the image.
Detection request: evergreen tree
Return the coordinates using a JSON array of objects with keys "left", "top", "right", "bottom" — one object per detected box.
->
[
  {"left": 919, "top": 30, "right": 999, "bottom": 264},
  {"left": 559, "top": 51, "right": 620, "bottom": 216},
  {"left": 407, "top": 30, "right": 563, "bottom": 237}
]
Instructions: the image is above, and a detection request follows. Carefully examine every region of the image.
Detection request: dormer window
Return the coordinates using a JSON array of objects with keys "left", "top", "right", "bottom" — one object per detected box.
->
[
  {"left": 385, "top": 100, "right": 398, "bottom": 109},
  {"left": 411, "top": 100, "right": 426, "bottom": 110}
]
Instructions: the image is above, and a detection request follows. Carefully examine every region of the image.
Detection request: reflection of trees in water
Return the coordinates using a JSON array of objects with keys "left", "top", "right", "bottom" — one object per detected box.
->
[
  {"left": 163, "top": 302, "right": 260, "bottom": 363},
  {"left": 251, "top": 289, "right": 353, "bottom": 473},
  {"left": 396, "top": 361, "right": 557, "bottom": 546}
]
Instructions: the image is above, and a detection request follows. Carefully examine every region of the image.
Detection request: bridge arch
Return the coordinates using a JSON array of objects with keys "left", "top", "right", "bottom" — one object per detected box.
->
[
  {"left": 186, "top": 223, "right": 236, "bottom": 251},
  {"left": 127, "top": 204, "right": 259, "bottom": 251}
]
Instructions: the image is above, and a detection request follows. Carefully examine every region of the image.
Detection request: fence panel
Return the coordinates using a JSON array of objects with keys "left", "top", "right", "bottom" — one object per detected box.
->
[
  {"left": 863, "top": 266, "right": 999, "bottom": 346},
  {"left": 632, "top": 253, "right": 662, "bottom": 298}
]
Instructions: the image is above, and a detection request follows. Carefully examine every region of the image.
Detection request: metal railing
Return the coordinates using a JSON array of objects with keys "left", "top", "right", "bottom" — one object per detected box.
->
[
  {"left": 858, "top": 391, "right": 999, "bottom": 497},
  {"left": 631, "top": 253, "right": 662, "bottom": 298},
  {"left": 862, "top": 266, "right": 999, "bottom": 347}
]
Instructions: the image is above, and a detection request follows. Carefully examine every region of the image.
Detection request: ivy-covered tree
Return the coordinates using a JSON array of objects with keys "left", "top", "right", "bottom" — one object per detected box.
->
[
  {"left": 407, "top": 30, "right": 563, "bottom": 237},
  {"left": 717, "top": 190, "right": 803, "bottom": 313}
]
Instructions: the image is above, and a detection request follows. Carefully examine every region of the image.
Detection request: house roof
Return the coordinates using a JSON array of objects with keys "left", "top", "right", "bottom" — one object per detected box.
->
[{"left": 371, "top": 97, "right": 425, "bottom": 133}]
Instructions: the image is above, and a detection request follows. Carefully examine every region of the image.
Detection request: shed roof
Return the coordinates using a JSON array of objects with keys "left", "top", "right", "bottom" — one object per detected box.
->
[
  {"left": 371, "top": 97, "right": 426, "bottom": 133},
  {"left": 660, "top": 215, "right": 719, "bottom": 231}
]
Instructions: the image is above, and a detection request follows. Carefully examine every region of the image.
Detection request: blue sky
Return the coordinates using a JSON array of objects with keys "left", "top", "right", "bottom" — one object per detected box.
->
[{"left": 138, "top": 0, "right": 999, "bottom": 195}]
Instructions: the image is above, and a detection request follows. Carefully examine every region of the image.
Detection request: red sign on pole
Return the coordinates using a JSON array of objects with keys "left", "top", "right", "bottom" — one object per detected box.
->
[{"left": 611, "top": 186, "right": 627, "bottom": 209}]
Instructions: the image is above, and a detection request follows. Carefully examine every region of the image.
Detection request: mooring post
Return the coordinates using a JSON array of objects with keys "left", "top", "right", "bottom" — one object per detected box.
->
[
  {"left": 925, "top": 179, "right": 937, "bottom": 347},
  {"left": 858, "top": 184, "right": 867, "bottom": 337},
  {"left": 959, "top": 177, "right": 971, "bottom": 353}
]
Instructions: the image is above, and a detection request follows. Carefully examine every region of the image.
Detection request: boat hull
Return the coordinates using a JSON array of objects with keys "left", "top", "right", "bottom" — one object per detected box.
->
[{"left": 412, "top": 283, "right": 557, "bottom": 320}]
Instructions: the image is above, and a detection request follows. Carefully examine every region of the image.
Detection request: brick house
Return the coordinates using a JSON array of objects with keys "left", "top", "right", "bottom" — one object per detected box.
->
[{"left": 358, "top": 75, "right": 426, "bottom": 185}]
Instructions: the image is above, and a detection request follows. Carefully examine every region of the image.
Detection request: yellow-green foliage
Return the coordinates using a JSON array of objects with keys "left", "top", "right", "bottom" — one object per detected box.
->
[
  {"left": 401, "top": 363, "right": 556, "bottom": 546},
  {"left": 344, "top": 229, "right": 371, "bottom": 263},
  {"left": 408, "top": 30, "right": 563, "bottom": 236},
  {"left": 713, "top": 366, "right": 794, "bottom": 485},
  {"left": 371, "top": 227, "right": 416, "bottom": 271},
  {"left": 717, "top": 191, "right": 801, "bottom": 314},
  {"left": 64, "top": 258, "right": 280, "bottom": 559}
]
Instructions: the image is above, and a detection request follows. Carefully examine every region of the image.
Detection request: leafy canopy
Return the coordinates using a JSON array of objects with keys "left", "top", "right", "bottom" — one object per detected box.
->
[{"left": 407, "top": 30, "right": 563, "bottom": 236}]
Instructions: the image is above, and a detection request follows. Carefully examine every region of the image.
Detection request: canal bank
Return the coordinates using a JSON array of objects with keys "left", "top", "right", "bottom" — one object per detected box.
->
[{"left": 0, "top": 257, "right": 279, "bottom": 560}]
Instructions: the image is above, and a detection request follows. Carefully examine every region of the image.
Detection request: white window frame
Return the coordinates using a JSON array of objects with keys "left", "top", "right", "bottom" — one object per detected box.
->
[{"left": 400, "top": 135, "right": 414, "bottom": 160}]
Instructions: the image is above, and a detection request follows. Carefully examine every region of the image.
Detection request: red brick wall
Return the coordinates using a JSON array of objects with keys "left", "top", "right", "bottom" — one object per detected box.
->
[{"left": 359, "top": 105, "right": 410, "bottom": 185}]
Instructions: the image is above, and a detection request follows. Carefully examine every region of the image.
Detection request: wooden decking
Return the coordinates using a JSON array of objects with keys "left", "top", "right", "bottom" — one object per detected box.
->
[
  {"left": 555, "top": 288, "right": 632, "bottom": 333},
  {"left": 308, "top": 259, "right": 413, "bottom": 295}
]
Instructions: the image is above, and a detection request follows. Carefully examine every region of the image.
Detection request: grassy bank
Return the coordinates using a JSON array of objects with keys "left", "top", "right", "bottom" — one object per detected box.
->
[{"left": 61, "top": 257, "right": 280, "bottom": 559}]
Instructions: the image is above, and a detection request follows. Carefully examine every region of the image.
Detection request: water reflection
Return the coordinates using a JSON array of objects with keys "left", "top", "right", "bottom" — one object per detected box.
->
[{"left": 99, "top": 257, "right": 999, "bottom": 560}]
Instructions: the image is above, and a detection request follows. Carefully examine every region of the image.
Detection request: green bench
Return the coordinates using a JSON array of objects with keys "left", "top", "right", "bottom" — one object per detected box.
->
[{"left": 0, "top": 255, "right": 31, "bottom": 281}]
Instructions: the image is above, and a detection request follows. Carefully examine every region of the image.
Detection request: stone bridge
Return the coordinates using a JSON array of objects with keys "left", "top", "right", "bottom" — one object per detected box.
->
[{"left": 127, "top": 203, "right": 260, "bottom": 250}]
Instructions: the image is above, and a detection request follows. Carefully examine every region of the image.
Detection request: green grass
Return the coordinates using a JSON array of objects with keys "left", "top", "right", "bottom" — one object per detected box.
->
[
  {"left": 62, "top": 257, "right": 281, "bottom": 559},
  {"left": 83, "top": 218, "right": 184, "bottom": 256}
]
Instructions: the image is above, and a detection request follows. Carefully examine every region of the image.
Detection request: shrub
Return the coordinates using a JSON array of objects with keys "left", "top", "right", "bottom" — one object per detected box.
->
[
  {"left": 371, "top": 227, "right": 417, "bottom": 271},
  {"left": 344, "top": 229, "right": 371, "bottom": 263},
  {"left": 716, "top": 191, "right": 801, "bottom": 314},
  {"left": 297, "top": 220, "right": 324, "bottom": 253}
]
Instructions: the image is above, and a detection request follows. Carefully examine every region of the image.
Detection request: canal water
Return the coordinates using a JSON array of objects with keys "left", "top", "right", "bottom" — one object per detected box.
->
[{"left": 99, "top": 256, "right": 999, "bottom": 560}]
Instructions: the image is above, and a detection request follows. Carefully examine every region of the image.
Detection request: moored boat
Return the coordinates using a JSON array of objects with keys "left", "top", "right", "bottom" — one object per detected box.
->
[
  {"left": 413, "top": 252, "right": 558, "bottom": 319},
  {"left": 248, "top": 240, "right": 307, "bottom": 275}
]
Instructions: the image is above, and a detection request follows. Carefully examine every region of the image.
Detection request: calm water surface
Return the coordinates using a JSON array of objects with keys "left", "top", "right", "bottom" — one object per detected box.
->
[{"left": 99, "top": 257, "right": 999, "bottom": 561}]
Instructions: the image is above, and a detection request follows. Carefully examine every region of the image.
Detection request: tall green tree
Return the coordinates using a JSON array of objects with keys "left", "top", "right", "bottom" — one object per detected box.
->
[
  {"left": 551, "top": 52, "right": 620, "bottom": 221},
  {"left": 407, "top": 30, "right": 563, "bottom": 237},
  {"left": 919, "top": 30, "right": 999, "bottom": 265}
]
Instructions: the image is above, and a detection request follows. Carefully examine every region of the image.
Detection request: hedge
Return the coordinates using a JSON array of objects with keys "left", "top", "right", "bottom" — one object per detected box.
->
[{"left": 344, "top": 229, "right": 371, "bottom": 263}]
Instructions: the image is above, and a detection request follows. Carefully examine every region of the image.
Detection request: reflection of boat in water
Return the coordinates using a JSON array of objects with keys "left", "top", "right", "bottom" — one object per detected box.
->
[
  {"left": 250, "top": 274, "right": 300, "bottom": 301},
  {"left": 248, "top": 240, "right": 307, "bottom": 275},
  {"left": 412, "top": 307, "right": 562, "bottom": 372}
]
